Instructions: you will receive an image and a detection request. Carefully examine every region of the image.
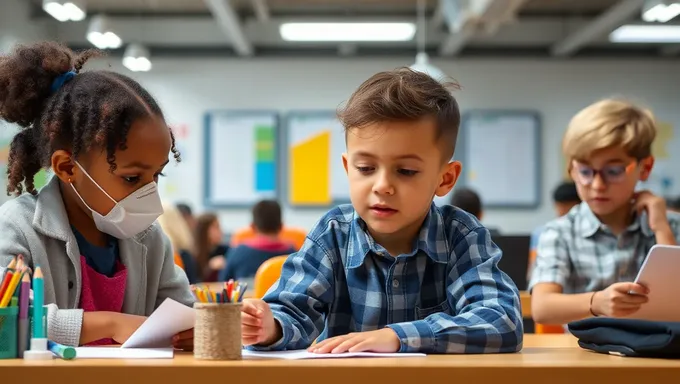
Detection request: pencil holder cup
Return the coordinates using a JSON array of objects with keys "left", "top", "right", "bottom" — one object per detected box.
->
[
  {"left": 193, "top": 303, "right": 242, "bottom": 360},
  {"left": 0, "top": 306, "right": 18, "bottom": 359}
]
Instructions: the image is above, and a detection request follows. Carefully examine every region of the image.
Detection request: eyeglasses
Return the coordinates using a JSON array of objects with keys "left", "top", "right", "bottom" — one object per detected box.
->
[{"left": 571, "top": 160, "right": 638, "bottom": 186}]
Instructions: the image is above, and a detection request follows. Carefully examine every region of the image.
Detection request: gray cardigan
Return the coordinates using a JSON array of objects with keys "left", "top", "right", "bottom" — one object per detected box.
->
[{"left": 0, "top": 176, "right": 194, "bottom": 346}]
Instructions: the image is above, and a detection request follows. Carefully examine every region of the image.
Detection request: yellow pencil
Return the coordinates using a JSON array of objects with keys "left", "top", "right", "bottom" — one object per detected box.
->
[{"left": 0, "top": 267, "right": 25, "bottom": 307}]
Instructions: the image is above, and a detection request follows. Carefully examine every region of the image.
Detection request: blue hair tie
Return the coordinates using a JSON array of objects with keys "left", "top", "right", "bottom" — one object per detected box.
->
[{"left": 50, "top": 71, "right": 76, "bottom": 94}]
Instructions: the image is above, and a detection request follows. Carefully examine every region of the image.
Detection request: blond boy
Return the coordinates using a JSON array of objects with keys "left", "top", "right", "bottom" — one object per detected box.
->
[
  {"left": 530, "top": 99, "right": 680, "bottom": 325},
  {"left": 240, "top": 68, "right": 523, "bottom": 354}
]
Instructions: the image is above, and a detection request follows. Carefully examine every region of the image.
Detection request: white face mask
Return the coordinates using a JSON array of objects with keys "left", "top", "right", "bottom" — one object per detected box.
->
[{"left": 70, "top": 161, "right": 164, "bottom": 239}]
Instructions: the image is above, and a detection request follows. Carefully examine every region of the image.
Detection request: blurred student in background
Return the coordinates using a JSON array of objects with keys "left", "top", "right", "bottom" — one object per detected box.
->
[
  {"left": 450, "top": 187, "right": 500, "bottom": 235},
  {"left": 527, "top": 181, "right": 582, "bottom": 280},
  {"left": 667, "top": 196, "right": 680, "bottom": 213},
  {"left": 530, "top": 99, "right": 680, "bottom": 325},
  {"left": 176, "top": 202, "right": 197, "bottom": 232},
  {"left": 158, "top": 202, "right": 200, "bottom": 284},
  {"left": 219, "top": 200, "right": 296, "bottom": 283},
  {"left": 195, "top": 213, "right": 229, "bottom": 282}
]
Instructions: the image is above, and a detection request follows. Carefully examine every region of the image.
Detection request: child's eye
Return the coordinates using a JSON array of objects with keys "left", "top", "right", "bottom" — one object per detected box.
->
[
  {"left": 122, "top": 176, "right": 140, "bottom": 184},
  {"left": 604, "top": 167, "right": 625, "bottom": 176},
  {"left": 155, "top": 172, "right": 166, "bottom": 178},
  {"left": 398, "top": 169, "right": 419, "bottom": 176},
  {"left": 355, "top": 166, "right": 374, "bottom": 174}
]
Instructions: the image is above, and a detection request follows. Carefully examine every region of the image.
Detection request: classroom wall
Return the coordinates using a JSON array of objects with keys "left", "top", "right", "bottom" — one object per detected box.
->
[
  {"left": 0, "top": 0, "right": 53, "bottom": 53},
  {"left": 97, "top": 57, "right": 678, "bottom": 235}
]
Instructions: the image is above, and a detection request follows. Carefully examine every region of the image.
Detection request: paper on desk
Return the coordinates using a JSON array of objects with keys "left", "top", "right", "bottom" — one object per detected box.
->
[
  {"left": 74, "top": 347, "right": 174, "bottom": 359},
  {"left": 121, "top": 298, "right": 195, "bottom": 348},
  {"left": 242, "top": 350, "right": 426, "bottom": 360}
]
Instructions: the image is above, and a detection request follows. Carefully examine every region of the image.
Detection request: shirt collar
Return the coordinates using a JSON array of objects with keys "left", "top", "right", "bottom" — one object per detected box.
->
[
  {"left": 346, "top": 203, "right": 449, "bottom": 269},
  {"left": 577, "top": 202, "right": 654, "bottom": 238}
]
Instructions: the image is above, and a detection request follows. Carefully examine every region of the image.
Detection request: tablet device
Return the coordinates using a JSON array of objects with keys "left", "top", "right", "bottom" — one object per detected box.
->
[{"left": 625, "top": 244, "right": 680, "bottom": 322}]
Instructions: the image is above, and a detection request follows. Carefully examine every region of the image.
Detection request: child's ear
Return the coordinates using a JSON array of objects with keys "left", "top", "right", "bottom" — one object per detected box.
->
[
  {"left": 638, "top": 156, "right": 655, "bottom": 182},
  {"left": 435, "top": 161, "right": 462, "bottom": 197},
  {"left": 342, "top": 153, "right": 349, "bottom": 175},
  {"left": 51, "top": 150, "right": 75, "bottom": 183}
]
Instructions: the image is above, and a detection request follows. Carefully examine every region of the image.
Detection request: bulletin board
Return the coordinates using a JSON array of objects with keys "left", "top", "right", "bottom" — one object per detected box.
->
[
  {"left": 203, "top": 110, "right": 280, "bottom": 208},
  {"left": 283, "top": 111, "right": 350, "bottom": 207},
  {"left": 460, "top": 110, "right": 541, "bottom": 208}
]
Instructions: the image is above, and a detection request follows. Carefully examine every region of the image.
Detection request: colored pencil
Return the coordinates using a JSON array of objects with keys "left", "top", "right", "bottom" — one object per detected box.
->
[
  {"left": 33, "top": 267, "right": 46, "bottom": 339},
  {"left": 18, "top": 273, "right": 30, "bottom": 357},
  {"left": 0, "top": 267, "right": 25, "bottom": 307},
  {"left": 0, "top": 258, "right": 17, "bottom": 301}
]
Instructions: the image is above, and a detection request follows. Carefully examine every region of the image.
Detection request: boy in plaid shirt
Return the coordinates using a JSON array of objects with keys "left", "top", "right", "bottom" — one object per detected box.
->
[{"left": 240, "top": 69, "right": 523, "bottom": 354}]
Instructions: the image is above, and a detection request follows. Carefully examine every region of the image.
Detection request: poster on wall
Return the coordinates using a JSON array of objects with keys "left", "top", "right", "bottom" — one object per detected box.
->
[
  {"left": 203, "top": 110, "right": 279, "bottom": 207},
  {"left": 284, "top": 111, "right": 349, "bottom": 207},
  {"left": 639, "top": 122, "right": 678, "bottom": 198}
]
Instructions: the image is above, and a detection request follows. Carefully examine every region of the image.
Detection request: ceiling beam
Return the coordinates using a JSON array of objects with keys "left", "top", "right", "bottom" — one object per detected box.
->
[
  {"left": 439, "top": 0, "right": 527, "bottom": 57},
  {"left": 252, "top": 0, "right": 270, "bottom": 22},
  {"left": 204, "top": 0, "right": 254, "bottom": 56},
  {"left": 551, "top": 0, "right": 644, "bottom": 57}
]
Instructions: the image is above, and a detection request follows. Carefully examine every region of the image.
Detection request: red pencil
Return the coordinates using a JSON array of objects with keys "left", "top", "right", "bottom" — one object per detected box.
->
[{"left": 0, "top": 257, "right": 17, "bottom": 300}]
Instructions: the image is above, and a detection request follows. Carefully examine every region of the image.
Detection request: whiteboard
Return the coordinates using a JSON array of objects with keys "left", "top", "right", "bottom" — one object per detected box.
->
[
  {"left": 203, "top": 111, "right": 279, "bottom": 207},
  {"left": 461, "top": 111, "right": 541, "bottom": 208},
  {"left": 284, "top": 111, "right": 350, "bottom": 207}
]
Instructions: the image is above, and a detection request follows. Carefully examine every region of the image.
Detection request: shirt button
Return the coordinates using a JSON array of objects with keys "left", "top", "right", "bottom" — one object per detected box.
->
[
  {"left": 392, "top": 279, "right": 400, "bottom": 288},
  {"left": 68, "top": 281, "right": 74, "bottom": 290}
]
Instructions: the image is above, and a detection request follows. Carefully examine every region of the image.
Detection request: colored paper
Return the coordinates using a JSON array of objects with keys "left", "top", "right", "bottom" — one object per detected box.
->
[
  {"left": 290, "top": 130, "right": 331, "bottom": 205},
  {"left": 121, "top": 298, "right": 195, "bottom": 348}
]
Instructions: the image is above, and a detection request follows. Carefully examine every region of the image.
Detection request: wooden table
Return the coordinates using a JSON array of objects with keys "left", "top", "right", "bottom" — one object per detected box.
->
[
  {"left": 2, "top": 335, "right": 678, "bottom": 384},
  {"left": 520, "top": 290, "right": 531, "bottom": 317}
]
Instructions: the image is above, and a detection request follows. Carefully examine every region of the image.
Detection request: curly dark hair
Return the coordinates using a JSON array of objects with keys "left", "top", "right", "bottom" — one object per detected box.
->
[{"left": 0, "top": 41, "right": 180, "bottom": 196}]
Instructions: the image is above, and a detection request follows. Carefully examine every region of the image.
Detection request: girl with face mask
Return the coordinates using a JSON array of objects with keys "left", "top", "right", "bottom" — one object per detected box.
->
[{"left": 0, "top": 42, "right": 194, "bottom": 349}]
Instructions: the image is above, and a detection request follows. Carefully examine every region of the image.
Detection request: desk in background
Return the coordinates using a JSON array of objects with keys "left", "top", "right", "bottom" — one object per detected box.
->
[{"left": 2, "top": 335, "right": 678, "bottom": 384}]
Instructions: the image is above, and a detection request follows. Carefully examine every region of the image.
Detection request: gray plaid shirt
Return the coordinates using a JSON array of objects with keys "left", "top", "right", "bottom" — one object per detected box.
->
[{"left": 528, "top": 202, "right": 680, "bottom": 294}]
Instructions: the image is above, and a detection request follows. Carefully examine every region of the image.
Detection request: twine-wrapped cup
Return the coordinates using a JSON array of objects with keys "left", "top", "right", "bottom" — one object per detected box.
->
[{"left": 193, "top": 302, "right": 242, "bottom": 360}]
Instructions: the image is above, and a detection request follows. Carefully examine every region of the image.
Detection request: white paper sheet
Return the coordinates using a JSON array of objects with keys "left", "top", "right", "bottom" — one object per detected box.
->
[
  {"left": 121, "top": 298, "right": 195, "bottom": 348},
  {"left": 242, "top": 350, "right": 426, "bottom": 360},
  {"left": 74, "top": 347, "right": 174, "bottom": 359}
]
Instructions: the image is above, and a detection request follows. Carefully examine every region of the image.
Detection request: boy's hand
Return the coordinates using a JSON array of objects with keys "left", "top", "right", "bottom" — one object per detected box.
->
[
  {"left": 172, "top": 329, "right": 194, "bottom": 351},
  {"left": 111, "top": 313, "right": 147, "bottom": 344},
  {"left": 241, "top": 298, "right": 280, "bottom": 346},
  {"left": 308, "top": 329, "right": 400, "bottom": 354},
  {"left": 592, "top": 282, "right": 650, "bottom": 318},
  {"left": 634, "top": 191, "right": 671, "bottom": 233}
]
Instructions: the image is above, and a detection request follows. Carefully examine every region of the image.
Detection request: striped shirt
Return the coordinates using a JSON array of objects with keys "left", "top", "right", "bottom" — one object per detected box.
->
[
  {"left": 251, "top": 203, "right": 523, "bottom": 354},
  {"left": 528, "top": 202, "right": 680, "bottom": 293}
]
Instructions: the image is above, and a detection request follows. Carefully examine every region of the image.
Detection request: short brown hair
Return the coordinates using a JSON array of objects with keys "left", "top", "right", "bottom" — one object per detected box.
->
[
  {"left": 338, "top": 68, "right": 461, "bottom": 160},
  {"left": 563, "top": 98, "right": 657, "bottom": 162},
  {"left": 252, "top": 200, "right": 283, "bottom": 234}
]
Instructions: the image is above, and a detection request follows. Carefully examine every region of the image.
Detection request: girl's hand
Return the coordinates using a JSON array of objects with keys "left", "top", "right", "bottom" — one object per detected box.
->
[
  {"left": 111, "top": 313, "right": 148, "bottom": 344},
  {"left": 173, "top": 329, "right": 194, "bottom": 351}
]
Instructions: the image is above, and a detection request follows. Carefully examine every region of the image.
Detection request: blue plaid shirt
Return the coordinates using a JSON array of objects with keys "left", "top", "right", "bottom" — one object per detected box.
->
[{"left": 255, "top": 203, "right": 523, "bottom": 354}]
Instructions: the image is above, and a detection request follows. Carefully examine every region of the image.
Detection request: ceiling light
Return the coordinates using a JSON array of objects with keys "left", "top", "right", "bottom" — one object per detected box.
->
[
  {"left": 410, "top": 52, "right": 447, "bottom": 82},
  {"left": 43, "top": 0, "right": 86, "bottom": 22},
  {"left": 610, "top": 24, "right": 680, "bottom": 43},
  {"left": 642, "top": 0, "right": 680, "bottom": 22},
  {"left": 87, "top": 15, "right": 123, "bottom": 49},
  {"left": 123, "top": 44, "right": 152, "bottom": 72},
  {"left": 279, "top": 22, "right": 416, "bottom": 42},
  {"left": 408, "top": 0, "right": 447, "bottom": 83}
]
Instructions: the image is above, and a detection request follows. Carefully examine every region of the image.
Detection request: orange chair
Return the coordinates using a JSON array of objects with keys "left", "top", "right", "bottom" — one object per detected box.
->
[
  {"left": 253, "top": 255, "right": 288, "bottom": 298},
  {"left": 230, "top": 226, "right": 307, "bottom": 250},
  {"left": 173, "top": 252, "right": 185, "bottom": 270}
]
